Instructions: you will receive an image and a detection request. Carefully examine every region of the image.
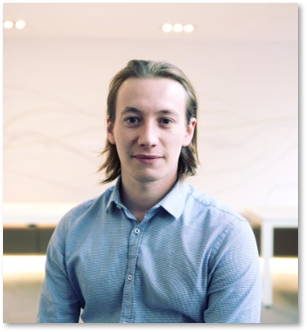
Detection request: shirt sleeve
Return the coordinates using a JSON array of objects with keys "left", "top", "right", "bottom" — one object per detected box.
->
[
  {"left": 36, "top": 215, "right": 81, "bottom": 323},
  {"left": 203, "top": 218, "right": 262, "bottom": 323}
]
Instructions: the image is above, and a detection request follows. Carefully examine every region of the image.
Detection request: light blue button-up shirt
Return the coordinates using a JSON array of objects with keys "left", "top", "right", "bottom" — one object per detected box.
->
[{"left": 37, "top": 178, "right": 261, "bottom": 323}]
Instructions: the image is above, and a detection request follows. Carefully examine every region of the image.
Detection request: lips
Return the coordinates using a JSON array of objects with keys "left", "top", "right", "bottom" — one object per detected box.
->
[
  {"left": 132, "top": 154, "right": 162, "bottom": 164},
  {"left": 133, "top": 154, "right": 162, "bottom": 159}
]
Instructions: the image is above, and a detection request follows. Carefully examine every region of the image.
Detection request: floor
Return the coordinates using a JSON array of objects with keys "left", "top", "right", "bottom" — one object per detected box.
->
[
  {"left": 3, "top": 258, "right": 298, "bottom": 324},
  {"left": 260, "top": 272, "right": 298, "bottom": 324}
]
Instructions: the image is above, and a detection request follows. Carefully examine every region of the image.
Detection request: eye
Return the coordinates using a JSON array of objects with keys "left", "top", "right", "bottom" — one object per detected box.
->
[
  {"left": 159, "top": 118, "right": 173, "bottom": 125},
  {"left": 125, "top": 117, "right": 140, "bottom": 125}
]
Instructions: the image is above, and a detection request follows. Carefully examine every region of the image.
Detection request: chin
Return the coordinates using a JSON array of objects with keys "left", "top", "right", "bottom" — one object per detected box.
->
[
  {"left": 130, "top": 169, "right": 163, "bottom": 183},
  {"left": 134, "top": 174, "right": 161, "bottom": 183},
  {"left": 132, "top": 168, "right": 177, "bottom": 184}
]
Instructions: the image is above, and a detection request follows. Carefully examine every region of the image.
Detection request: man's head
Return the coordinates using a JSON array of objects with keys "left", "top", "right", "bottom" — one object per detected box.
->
[{"left": 99, "top": 59, "right": 198, "bottom": 184}]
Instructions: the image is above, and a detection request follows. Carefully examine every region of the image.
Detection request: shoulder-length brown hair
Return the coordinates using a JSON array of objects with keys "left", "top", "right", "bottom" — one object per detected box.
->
[{"left": 98, "top": 59, "right": 199, "bottom": 184}]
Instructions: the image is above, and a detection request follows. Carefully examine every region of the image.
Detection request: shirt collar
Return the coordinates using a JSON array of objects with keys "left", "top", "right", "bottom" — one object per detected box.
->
[
  {"left": 106, "top": 176, "right": 189, "bottom": 220},
  {"left": 156, "top": 180, "right": 189, "bottom": 220},
  {"left": 106, "top": 177, "right": 124, "bottom": 212}
]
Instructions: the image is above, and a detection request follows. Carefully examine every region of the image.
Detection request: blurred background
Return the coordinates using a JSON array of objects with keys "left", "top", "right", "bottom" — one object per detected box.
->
[{"left": 3, "top": 3, "right": 298, "bottom": 323}]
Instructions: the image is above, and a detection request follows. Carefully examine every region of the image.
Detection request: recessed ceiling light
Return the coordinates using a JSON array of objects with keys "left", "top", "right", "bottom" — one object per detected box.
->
[
  {"left": 183, "top": 24, "right": 195, "bottom": 33},
  {"left": 3, "top": 21, "right": 14, "bottom": 29},
  {"left": 15, "top": 20, "right": 26, "bottom": 30},
  {"left": 173, "top": 23, "right": 183, "bottom": 33},
  {"left": 162, "top": 23, "right": 195, "bottom": 34},
  {"left": 162, "top": 23, "right": 173, "bottom": 33}
]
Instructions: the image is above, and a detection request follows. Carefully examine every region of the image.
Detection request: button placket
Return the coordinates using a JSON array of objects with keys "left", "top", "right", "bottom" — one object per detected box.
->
[{"left": 119, "top": 224, "right": 145, "bottom": 323}]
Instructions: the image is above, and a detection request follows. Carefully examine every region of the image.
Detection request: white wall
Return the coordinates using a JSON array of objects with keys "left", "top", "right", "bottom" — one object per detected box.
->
[{"left": 3, "top": 38, "right": 298, "bottom": 211}]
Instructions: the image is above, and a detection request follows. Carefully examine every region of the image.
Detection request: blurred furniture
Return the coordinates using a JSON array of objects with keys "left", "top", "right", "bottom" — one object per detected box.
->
[
  {"left": 243, "top": 207, "right": 298, "bottom": 308},
  {"left": 3, "top": 203, "right": 74, "bottom": 254}
]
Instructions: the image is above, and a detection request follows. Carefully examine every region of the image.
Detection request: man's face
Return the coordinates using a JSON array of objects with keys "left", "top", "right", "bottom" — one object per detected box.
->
[{"left": 107, "top": 78, "right": 196, "bottom": 184}]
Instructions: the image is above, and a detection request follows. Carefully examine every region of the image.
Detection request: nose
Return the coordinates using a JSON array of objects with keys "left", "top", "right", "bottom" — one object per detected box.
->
[{"left": 137, "top": 120, "right": 158, "bottom": 147}]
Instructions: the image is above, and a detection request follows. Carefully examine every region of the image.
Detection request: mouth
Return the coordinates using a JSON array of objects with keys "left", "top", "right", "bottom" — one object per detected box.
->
[{"left": 132, "top": 154, "right": 163, "bottom": 164}]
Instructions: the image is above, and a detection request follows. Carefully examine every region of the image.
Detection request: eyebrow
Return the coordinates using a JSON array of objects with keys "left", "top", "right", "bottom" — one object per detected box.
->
[{"left": 121, "top": 107, "right": 179, "bottom": 117}]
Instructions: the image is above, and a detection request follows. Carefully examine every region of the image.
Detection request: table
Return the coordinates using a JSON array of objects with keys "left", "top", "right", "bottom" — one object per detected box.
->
[{"left": 243, "top": 207, "right": 298, "bottom": 307}]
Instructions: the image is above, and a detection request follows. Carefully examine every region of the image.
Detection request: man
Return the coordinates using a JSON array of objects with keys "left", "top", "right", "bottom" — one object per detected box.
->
[{"left": 37, "top": 60, "right": 261, "bottom": 323}]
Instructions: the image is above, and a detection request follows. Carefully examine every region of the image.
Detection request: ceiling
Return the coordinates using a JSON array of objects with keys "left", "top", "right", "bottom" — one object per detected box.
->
[{"left": 3, "top": 3, "right": 298, "bottom": 42}]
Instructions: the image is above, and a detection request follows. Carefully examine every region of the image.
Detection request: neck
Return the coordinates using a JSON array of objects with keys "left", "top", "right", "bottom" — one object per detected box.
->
[{"left": 120, "top": 174, "right": 178, "bottom": 222}]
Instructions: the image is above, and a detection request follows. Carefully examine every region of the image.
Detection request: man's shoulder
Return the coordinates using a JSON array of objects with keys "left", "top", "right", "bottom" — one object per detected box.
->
[
  {"left": 185, "top": 183, "right": 253, "bottom": 248},
  {"left": 187, "top": 183, "right": 243, "bottom": 219},
  {"left": 185, "top": 182, "right": 246, "bottom": 224},
  {"left": 58, "top": 185, "right": 115, "bottom": 227}
]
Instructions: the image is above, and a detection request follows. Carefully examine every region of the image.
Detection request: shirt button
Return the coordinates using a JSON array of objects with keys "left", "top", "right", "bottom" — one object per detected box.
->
[
  {"left": 116, "top": 204, "right": 121, "bottom": 209},
  {"left": 127, "top": 274, "right": 133, "bottom": 281},
  {"left": 134, "top": 228, "right": 141, "bottom": 234}
]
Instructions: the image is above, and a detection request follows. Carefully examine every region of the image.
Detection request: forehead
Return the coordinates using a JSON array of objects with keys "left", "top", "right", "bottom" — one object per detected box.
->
[{"left": 116, "top": 78, "right": 188, "bottom": 113}]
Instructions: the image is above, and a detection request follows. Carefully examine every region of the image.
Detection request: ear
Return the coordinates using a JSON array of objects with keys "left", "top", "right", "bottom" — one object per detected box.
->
[
  {"left": 107, "top": 118, "right": 116, "bottom": 145},
  {"left": 182, "top": 118, "right": 197, "bottom": 147}
]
